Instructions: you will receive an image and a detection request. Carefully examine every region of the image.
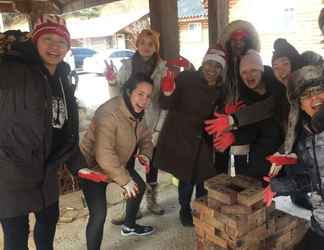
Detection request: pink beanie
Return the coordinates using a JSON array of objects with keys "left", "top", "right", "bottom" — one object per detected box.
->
[
  {"left": 240, "top": 49, "right": 264, "bottom": 74},
  {"left": 32, "top": 14, "right": 70, "bottom": 47},
  {"left": 202, "top": 48, "right": 227, "bottom": 69}
]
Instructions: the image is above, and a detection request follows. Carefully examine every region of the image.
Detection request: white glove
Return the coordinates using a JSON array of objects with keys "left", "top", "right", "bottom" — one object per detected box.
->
[
  {"left": 152, "top": 131, "right": 160, "bottom": 147},
  {"left": 123, "top": 180, "right": 139, "bottom": 199},
  {"left": 137, "top": 154, "right": 150, "bottom": 173}
]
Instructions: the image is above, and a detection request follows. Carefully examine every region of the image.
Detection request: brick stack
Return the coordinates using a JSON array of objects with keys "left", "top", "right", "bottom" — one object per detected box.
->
[{"left": 193, "top": 174, "right": 308, "bottom": 250}]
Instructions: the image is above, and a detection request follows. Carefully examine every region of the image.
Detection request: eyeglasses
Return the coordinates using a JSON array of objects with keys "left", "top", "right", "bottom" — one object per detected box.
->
[
  {"left": 300, "top": 86, "right": 324, "bottom": 100},
  {"left": 41, "top": 36, "right": 69, "bottom": 50}
]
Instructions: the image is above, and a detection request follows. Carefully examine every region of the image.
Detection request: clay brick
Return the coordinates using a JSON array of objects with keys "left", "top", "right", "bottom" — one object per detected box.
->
[
  {"left": 205, "top": 231, "right": 228, "bottom": 249},
  {"left": 205, "top": 174, "right": 233, "bottom": 188},
  {"left": 231, "top": 175, "right": 262, "bottom": 189},
  {"left": 220, "top": 204, "right": 252, "bottom": 215},
  {"left": 201, "top": 213, "right": 225, "bottom": 232},
  {"left": 193, "top": 196, "right": 215, "bottom": 218},
  {"left": 237, "top": 186, "right": 264, "bottom": 207},
  {"left": 207, "top": 184, "right": 238, "bottom": 205},
  {"left": 207, "top": 197, "right": 225, "bottom": 211},
  {"left": 247, "top": 206, "right": 267, "bottom": 229}
]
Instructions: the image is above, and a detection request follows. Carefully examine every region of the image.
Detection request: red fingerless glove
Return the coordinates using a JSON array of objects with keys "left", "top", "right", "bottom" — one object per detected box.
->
[
  {"left": 204, "top": 113, "right": 232, "bottom": 135},
  {"left": 224, "top": 101, "right": 246, "bottom": 115},
  {"left": 266, "top": 154, "right": 297, "bottom": 166},
  {"left": 263, "top": 176, "right": 277, "bottom": 207},
  {"left": 213, "top": 132, "right": 235, "bottom": 151},
  {"left": 78, "top": 169, "right": 108, "bottom": 183},
  {"left": 161, "top": 70, "right": 175, "bottom": 93},
  {"left": 167, "top": 56, "right": 191, "bottom": 69},
  {"left": 104, "top": 61, "right": 117, "bottom": 82}
]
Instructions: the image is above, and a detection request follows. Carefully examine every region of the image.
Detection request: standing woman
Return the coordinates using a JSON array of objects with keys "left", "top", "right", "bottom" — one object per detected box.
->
[
  {"left": 80, "top": 73, "right": 155, "bottom": 250},
  {"left": 0, "top": 15, "right": 92, "bottom": 250},
  {"left": 154, "top": 48, "right": 228, "bottom": 226},
  {"left": 108, "top": 29, "right": 167, "bottom": 223}
]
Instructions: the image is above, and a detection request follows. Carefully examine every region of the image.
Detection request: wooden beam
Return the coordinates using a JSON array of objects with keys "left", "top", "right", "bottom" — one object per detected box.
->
[
  {"left": 149, "top": 0, "right": 179, "bottom": 60},
  {"left": 62, "top": 0, "right": 119, "bottom": 13},
  {"left": 208, "top": 0, "right": 229, "bottom": 47}
]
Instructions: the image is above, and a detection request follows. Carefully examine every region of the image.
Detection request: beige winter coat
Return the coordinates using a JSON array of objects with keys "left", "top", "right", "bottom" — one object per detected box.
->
[
  {"left": 108, "top": 58, "right": 168, "bottom": 146},
  {"left": 80, "top": 96, "right": 153, "bottom": 186}
]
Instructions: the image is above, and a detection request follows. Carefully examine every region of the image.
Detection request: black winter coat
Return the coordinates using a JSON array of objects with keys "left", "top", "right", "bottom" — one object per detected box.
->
[
  {"left": 0, "top": 41, "right": 86, "bottom": 219},
  {"left": 232, "top": 67, "right": 285, "bottom": 178},
  {"left": 154, "top": 70, "right": 227, "bottom": 183}
]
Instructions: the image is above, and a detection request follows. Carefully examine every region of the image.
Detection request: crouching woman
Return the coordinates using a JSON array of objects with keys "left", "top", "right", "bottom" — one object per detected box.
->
[
  {"left": 80, "top": 73, "right": 155, "bottom": 250},
  {"left": 268, "top": 65, "right": 324, "bottom": 250}
]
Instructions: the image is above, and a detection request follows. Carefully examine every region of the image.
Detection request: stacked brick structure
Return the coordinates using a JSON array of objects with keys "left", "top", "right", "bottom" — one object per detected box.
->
[{"left": 193, "top": 174, "right": 308, "bottom": 250}]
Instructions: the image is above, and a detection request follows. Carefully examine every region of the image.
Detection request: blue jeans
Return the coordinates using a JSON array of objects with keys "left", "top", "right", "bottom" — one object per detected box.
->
[
  {"left": 0, "top": 202, "right": 59, "bottom": 250},
  {"left": 178, "top": 181, "right": 207, "bottom": 211}
]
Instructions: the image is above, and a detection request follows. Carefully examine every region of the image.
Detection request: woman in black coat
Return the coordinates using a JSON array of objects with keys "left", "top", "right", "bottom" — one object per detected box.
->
[
  {"left": 154, "top": 48, "right": 228, "bottom": 226},
  {"left": 0, "top": 15, "right": 102, "bottom": 250}
]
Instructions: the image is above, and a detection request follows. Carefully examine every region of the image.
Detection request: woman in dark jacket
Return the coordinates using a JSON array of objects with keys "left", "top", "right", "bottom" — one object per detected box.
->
[
  {"left": 213, "top": 50, "right": 285, "bottom": 180},
  {"left": 0, "top": 15, "right": 100, "bottom": 250},
  {"left": 154, "top": 48, "right": 228, "bottom": 226}
]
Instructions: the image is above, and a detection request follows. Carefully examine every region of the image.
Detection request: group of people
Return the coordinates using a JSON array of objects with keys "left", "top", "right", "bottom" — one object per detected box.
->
[{"left": 1, "top": 7, "right": 324, "bottom": 250}]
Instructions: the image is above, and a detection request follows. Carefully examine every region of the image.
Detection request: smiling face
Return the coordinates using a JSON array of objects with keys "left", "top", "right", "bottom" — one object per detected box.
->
[
  {"left": 37, "top": 33, "right": 69, "bottom": 74},
  {"left": 137, "top": 35, "right": 156, "bottom": 61},
  {"left": 241, "top": 68, "right": 265, "bottom": 94},
  {"left": 202, "top": 61, "right": 223, "bottom": 85},
  {"left": 129, "top": 82, "right": 153, "bottom": 113},
  {"left": 300, "top": 87, "right": 324, "bottom": 117},
  {"left": 272, "top": 57, "right": 292, "bottom": 87}
]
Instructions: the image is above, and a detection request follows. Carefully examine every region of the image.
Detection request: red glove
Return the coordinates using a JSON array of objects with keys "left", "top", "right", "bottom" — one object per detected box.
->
[
  {"left": 161, "top": 70, "right": 176, "bottom": 93},
  {"left": 104, "top": 60, "right": 117, "bottom": 82},
  {"left": 166, "top": 56, "right": 191, "bottom": 70},
  {"left": 266, "top": 153, "right": 298, "bottom": 166},
  {"left": 137, "top": 155, "right": 150, "bottom": 174},
  {"left": 204, "top": 113, "right": 233, "bottom": 135},
  {"left": 78, "top": 168, "right": 108, "bottom": 183},
  {"left": 213, "top": 132, "right": 235, "bottom": 152},
  {"left": 224, "top": 101, "right": 246, "bottom": 115},
  {"left": 263, "top": 176, "right": 277, "bottom": 207}
]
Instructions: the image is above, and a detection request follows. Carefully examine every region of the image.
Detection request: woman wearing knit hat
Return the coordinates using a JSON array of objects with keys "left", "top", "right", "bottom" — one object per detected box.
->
[
  {"left": 0, "top": 14, "right": 104, "bottom": 250},
  {"left": 267, "top": 65, "right": 324, "bottom": 250},
  {"left": 272, "top": 38, "right": 305, "bottom": 87},
  {"left": 211, "top": 50, "right": 285, "bottom": 180},
  {"left": 154, "top": 47, "right": 228, "bottom": 227}
]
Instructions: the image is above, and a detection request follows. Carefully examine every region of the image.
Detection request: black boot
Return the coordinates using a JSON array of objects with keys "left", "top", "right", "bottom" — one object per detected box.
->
[
  {"left": 179, "top": 207, "right": 193, "bottom": 227},
  {"left": 295, "top": 229, "right": 324, "bottom": 250},
  {"left": 291, "top": 193, "right": 313, "bottom": 210}
]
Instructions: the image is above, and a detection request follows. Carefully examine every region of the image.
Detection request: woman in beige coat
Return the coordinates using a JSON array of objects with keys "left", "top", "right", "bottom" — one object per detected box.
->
[{"left": 80, "top": 73, "right": 155, "bottom": 250}]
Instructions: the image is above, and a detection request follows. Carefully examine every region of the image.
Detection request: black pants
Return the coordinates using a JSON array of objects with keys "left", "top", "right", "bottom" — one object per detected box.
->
[
  {"left": 0, "top": 202, "right": 59, "bottom": 250},
  {"left": 178, "top": 181, "right": 207, "bottom": 211},
  {"left": 80, "top": 167, "right": 146, "bottom": 250},
  {"left": 146, "top": 148, "right": 158, "bottom": 185}
]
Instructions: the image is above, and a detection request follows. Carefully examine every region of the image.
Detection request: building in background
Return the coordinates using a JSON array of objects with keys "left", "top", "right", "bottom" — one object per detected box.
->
[{"left": 178, "top": 0, "right": 209, "bottom": 68}]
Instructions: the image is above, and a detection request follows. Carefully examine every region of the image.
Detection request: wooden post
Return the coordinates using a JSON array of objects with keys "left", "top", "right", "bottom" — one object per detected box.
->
[
  {"left": 149, "top": 0, "right": 179, "bottom": 60},
  {"left": 208, "top": 0, "right": 229, "bottom": 47}
]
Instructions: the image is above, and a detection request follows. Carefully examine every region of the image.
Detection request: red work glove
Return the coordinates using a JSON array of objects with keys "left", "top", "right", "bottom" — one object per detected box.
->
[
  {"left": 204, "top": 112, "right": 234, "bottom": 135},
  {"left": 161, "top": 70, "right": 176, "bottom": 94},
  {"left": 263, "top": 176, "right": 277, "bottom": 207},
  {"left": 213, "top": 132, "right": 235, "bottom": 152},
  {"left": 136, "top": 155, "right": 150, "bottom": 174},
  {"left": 78, "top": 168, "right": 108, "bottom": 183},
  {"left": 166, "top": 56, "right": 191, "bottom": 70},
  {"left": 224, "top": 101, "right": 246, "bottom": 115},
  {"left": 104, "top": 60, "right": 117, "bottom": 82}
]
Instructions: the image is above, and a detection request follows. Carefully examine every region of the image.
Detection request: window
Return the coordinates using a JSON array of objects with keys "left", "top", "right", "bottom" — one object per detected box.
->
[{"left": 186, "top": 22, "right": 202, "bottom": 42}]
